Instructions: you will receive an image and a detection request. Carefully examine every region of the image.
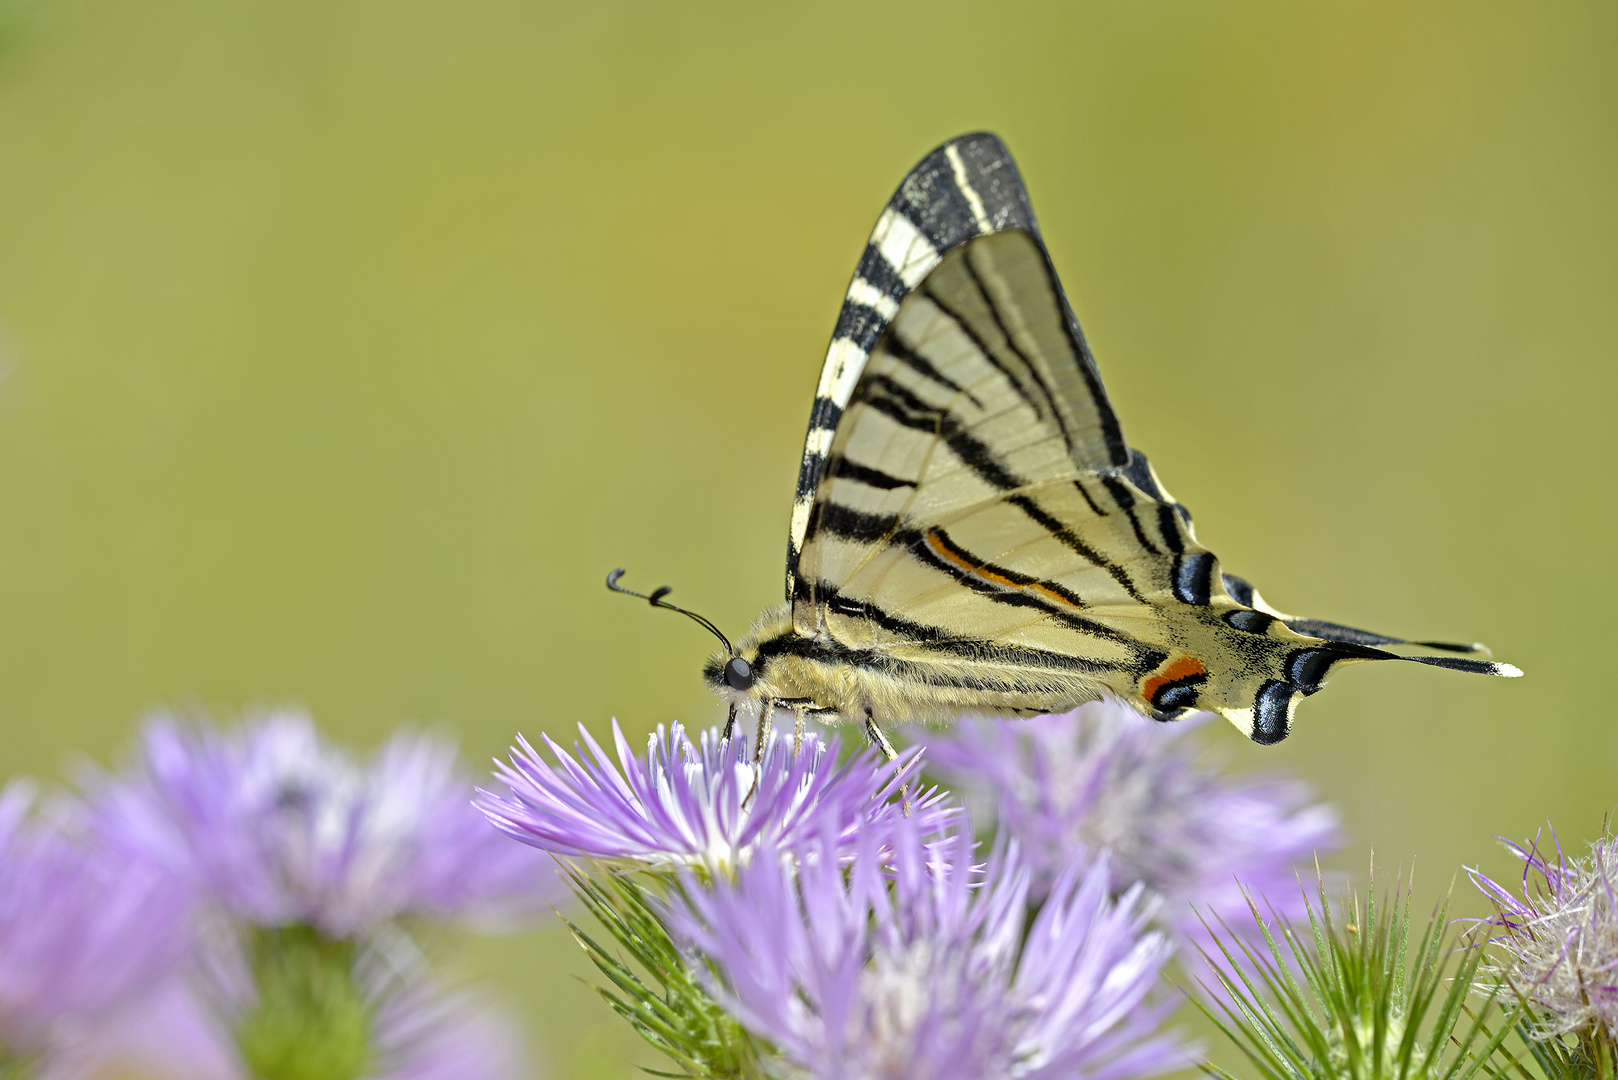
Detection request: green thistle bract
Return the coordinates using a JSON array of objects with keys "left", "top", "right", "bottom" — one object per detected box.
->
[
  {"left": 1196, "top": 873, "right": 1515, "bottom": 1080},
  {"left": 235, "top": 925, "right": 374, "bottom": 1080},
  {"left": 562, "top": 863, "right": 767, "bottom": 1079}
]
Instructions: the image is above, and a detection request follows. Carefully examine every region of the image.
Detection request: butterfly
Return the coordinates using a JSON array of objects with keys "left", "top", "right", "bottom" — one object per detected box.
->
[{"left": 612, "top": 132, "right": 1519, "bottom": 759}]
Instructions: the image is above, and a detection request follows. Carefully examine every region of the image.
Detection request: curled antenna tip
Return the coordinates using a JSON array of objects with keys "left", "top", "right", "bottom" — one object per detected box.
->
[{"left": 603, "top": 567, "right": 735, "bottom": 655}]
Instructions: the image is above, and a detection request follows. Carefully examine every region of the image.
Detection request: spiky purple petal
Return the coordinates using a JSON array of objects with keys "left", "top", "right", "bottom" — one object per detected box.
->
[
  {"left": 672, "top": 820, "right": 1189, "bottom": 1080},
  {"left": 1470, "top": 825, "right": 1618, "bottom": 1041},
  {"left": 476, "top": 719, "right": 955, "bottom": 873},
  {"left": 93, "top": 711, "right": 560, "bottom": 937},
  {"left": 913, "top": 703, "right": 1339, "bottom": 938}
]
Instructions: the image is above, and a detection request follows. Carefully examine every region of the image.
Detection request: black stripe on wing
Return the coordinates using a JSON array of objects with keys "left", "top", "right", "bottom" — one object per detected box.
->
[
  {"left": 831, "top": 300, "right": 891, "bottom": 354},
  {"left": 777, "top": 579, "right": 1158, "bottom": 681},
  {"left": 827, "top": 457, "right": 915, "bottom": 491},
  {"left": 900, "top": 526, "right": 1146, "bottom": 647},
  {"left": 853, "top": 242, "right": 909, "bottom": 306},
  {"left": 919, "top": 276, "right": 1054, "bottom": 426},
  {"left": 1006, "top": 493, "right": 1149, "bottom": 603},
  {"left": 1283, "top": 617, "right": 1488, "bottom": 656},
  {"left": 855, "top": 374, "right": 1025, "bottom": 491},
  {"left": 958, "top": 255, "right": 1067, "bottom": 428},
  {"left": 883, "top": 334, "right": 984, "bottom": 407},
  {"left": 894, "top": 133, "right": 1038, "bottom": 252},
  {"left": 787, "top": 133, "right": 1044, "bottom": 600}
]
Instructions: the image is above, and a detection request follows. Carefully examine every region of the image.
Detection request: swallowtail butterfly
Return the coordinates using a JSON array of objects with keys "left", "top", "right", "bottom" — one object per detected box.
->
[{"left": 619, "top": 132, "right": 1520, "bottom": 757}]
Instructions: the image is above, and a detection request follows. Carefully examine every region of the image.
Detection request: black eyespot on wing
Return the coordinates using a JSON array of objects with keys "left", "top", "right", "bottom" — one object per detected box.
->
[
  {"left": 1118, "top": 449, "right": 1164, "bottom": 500},
  {"left": 724, "top": 657, "right": 755, "bottom": 691},
  {"left": 1285, "top": 648, "right": 1338, "bottom": 694},
  {"left": 1172, "top": 553, "right": 1215, "bottom": 605},
  {"left": 1153, "top": 681, "right": 1201, "bottom": 710},
  {"left": 1251, "top": 680, "right": 1295, "bottom": 745},
  {"left": 1148, "top": 667, "right": 1209, "bottom": 712},
  {"left": 1220, "top": 573, "right": 1256, "bottom": 606},
  {"left": 1224, "top": 609, "right": 1276, "bottom": 634}
]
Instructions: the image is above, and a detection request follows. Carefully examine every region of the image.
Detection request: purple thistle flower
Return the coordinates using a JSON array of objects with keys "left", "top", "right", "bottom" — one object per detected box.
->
[
  {"left": 476, "top": 719, "right": 955, "bottom": 874},
  {"left": 912, "top": 702, "right": 1340, "bottom": 939},
  {"left": 93, "top": 710, "right": 562, "bottom": 937},
  {"left": 0, "top": 781, "right": 189, "bottom": 1071},
  {"left": 1469, "top": 825, "right": 1618, "bottom": 1042},
  {"left": 672, "top": 822, "right": 1189, "bottom": 1080}
]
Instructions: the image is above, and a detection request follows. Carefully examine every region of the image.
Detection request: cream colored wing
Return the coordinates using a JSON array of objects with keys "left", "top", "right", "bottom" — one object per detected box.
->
[
  {"left": 789, "top": 229, "right": 1518, "bottom": 743},
  {"left": 783, "top": 132, "right": 1130, "bottom": 601}
]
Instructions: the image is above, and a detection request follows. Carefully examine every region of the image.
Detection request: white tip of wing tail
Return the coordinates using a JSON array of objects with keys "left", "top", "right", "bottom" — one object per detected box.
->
[{"left": 1402, "top": 654, "right": 1523, "bottom": 678}]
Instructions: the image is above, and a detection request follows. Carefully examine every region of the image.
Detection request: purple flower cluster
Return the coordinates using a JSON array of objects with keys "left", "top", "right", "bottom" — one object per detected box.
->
[
  {"left": 673, "top": 824, "right": 1188, "bottom": 1080},
  {"left": 477, "top": 719, "right": 954, "bottom": 873},
  {"left": 481, "top": 715, "right": 1203, "bottom": 1079},
  {"left": 0, "top": 689, "right": 1342, "bottom": 1079},
  {"left": 0, "top": 710, "right": 557, "bottom": 1080},
  {"left": 913, "top": 703, "right": 1340, "bottom": 940},
  {"left": 0, "top": 782, "right": 187, "bottom": 1073},
  {"left": 1471, "top": 826, "right": 1618, "bottom": 1042},
  {"left": 97, "top": 711, "right": 558, "bottom": 935}
]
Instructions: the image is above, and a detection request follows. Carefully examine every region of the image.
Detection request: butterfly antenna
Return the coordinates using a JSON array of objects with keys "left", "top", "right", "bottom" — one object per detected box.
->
[{"left": 606, "top": 568, "right": 733, "bottom": 654}]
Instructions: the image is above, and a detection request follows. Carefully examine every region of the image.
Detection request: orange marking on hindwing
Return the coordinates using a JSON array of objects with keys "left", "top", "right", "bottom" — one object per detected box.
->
[
  {"left": 1141, "top": 655, "right": 1207, "bottom": 702},
  {"left": 1030, "top": 583, "right": 1078, "bottom": 607}
]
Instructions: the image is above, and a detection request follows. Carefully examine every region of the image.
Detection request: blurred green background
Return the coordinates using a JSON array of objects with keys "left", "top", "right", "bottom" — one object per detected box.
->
[{"left": 0, "top": 0, "right": 1612, "bottom": 1075}]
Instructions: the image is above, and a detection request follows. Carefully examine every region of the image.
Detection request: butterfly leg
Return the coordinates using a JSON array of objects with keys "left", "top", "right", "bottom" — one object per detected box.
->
[
  {"left": 722, "top": 702, "right": 737, "bottom": 744},
  {"left": 752, "top": 700, "right": 775, "bottom": 765},
  {"left": 742, "top": 700, "right": 775, "bottom": 808},
  {"left": 792, "top": 705, "right": 806, "bottom": 757},
  {"left": 863, "top": 708, "right": 911, "bottom": 818}
]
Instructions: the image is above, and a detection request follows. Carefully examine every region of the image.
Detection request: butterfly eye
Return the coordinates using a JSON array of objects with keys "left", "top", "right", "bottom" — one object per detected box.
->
[{"left": 724, "top": 656, "right": 755, "bottom": 691}]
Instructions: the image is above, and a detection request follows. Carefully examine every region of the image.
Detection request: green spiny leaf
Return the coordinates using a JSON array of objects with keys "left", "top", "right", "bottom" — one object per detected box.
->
[
  {"left": 1195, "top": 872, "right": 1522, "bottom": 1080},
  {"left": 560, "top": 861, "right": 767, "bottom": 1079}
]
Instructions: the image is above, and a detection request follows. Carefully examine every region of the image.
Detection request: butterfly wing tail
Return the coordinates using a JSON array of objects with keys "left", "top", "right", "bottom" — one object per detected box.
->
[
  {"left": 1280, "top": 615, "right": 1496, "bottom": 657},
  {"left": 1201, "top": 630, "right": 1521, "bottom": 746}
]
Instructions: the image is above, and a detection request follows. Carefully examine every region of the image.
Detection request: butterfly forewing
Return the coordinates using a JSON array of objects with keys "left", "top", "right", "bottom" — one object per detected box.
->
[{"left": 794, "top": 231, "right": 1132, "bottom": 620}]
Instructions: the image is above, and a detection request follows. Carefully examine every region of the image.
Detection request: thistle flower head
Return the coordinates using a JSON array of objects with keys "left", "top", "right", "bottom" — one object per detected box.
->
[
  {"left": 476, "top": 718, "right": 955, "bottom": 875},
  {"left": 0, "top": 781, "right": 187, "bottom": 1062},
  {"left": 672, "top": 820, "right": 1188, "bottom": 1080},
  {"left": 914, "top": 702, "right": 1339, "bottom": 933},
  {"left": 94, "top": 710, "right": 558, "bottom": 938},
  {"left": 1470, "top": 825, "right": 1618, "bottom": 1043}
]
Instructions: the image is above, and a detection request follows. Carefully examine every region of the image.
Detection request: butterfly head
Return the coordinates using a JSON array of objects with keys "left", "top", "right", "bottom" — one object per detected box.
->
[
  {"left": 699, "top": 604, "right": 851, "bottom": 719},
  {"left": 702, "top": 651, "right": 755, "bottom": 701},
  {"left": 717, "top": 655, "right": 755, "bottom": 692},
  {"left": 699, "top": 607, "right": 782, "bottom": 704}
]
